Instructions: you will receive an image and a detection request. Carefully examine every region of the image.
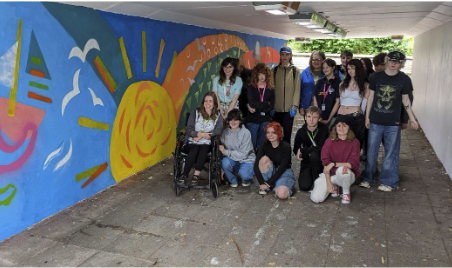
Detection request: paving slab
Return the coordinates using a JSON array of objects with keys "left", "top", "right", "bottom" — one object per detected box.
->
[
  {"left": 0, "top": 233, "right": 57, "bottom": 266},
  {"left": 79, "top": 251, "right": 156, "bottom": 267},
  {"left": 60, "top": 223, "right": 125, "bottom": 251},
  {"left": 101, "top": 232, "right": 165, "bottom": 260},
  {"left": 21, "top": 242, "right": 98, "bottom": 267}
]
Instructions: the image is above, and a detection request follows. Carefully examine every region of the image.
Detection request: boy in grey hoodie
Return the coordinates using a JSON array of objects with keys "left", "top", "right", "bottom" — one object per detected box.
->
[{"left": 219, "top": 109, "right": 256, "bottom": 187}]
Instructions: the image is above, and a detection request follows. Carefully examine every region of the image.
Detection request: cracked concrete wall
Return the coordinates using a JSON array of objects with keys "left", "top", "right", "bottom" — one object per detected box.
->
[{"left": 411, "top": 19, "right": 452, "bottom": 179}]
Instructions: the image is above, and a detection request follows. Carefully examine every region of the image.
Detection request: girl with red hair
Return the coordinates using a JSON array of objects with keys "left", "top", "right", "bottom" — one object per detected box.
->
[{"left": 254, "top": 122, "right": 295, "bottom": 199}]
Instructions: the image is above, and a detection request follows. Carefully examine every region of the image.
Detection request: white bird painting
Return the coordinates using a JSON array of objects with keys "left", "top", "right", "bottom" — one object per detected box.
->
[{"left": 68, "top": 39, "right": 100, "bottom": 62}]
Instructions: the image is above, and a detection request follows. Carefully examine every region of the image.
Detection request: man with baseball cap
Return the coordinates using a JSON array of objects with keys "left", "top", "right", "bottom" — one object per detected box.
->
[
  {"left": 360, "top": 50, "right": 419, "bottom": 192},
  {"left": 272, "top": 46, "right": 301, "bottom": 144}
]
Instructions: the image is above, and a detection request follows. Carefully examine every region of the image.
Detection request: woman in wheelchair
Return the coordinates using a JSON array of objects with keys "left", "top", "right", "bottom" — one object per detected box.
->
[
  {"left": 178, "top": 92, "right": 224, "bottom": 186},
  {"left": 254, "top": 122, "right": 295, "bottom": 199},
  {"left": 219, "top": 109, "right": 255, "bottom": 188}
]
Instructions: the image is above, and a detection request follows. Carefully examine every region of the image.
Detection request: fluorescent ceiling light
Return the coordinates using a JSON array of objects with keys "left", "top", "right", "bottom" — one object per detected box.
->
[
  {"left": 295, "top": 21, "right": 312, "bottom": 26},
  {"left": 314, "top": 28, "right": 332, "bottom": 34},
  {"left": 253, "top": 2, "right": 297, "bottom": 15},
  {"left": 332, "top": 27, "right": 347, "bottom": 38},
  {"left": 306, "top": 24, "right": 323, "bottom": 29},
  {"left": 324, "top": 22, "right": 336, "bottom": 34},
  {"left": 289, "top": 12, "right": 327, "bottom": 28},
  {"left": 289, "top": 11, "right": 347, "bottom": 38},
  {"left": 288, "top": 12, "right": 311, "bottom": 24},
  {"left": 265, "top": 9, "right": 287, "bottom": 15}
]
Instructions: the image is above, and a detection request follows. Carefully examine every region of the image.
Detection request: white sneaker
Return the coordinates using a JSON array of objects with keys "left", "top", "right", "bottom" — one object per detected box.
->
[
  {"left": 359, "top": 181, "right": 371, "bottom": 188},
  {"left": 230, "top": 183, "right": 238, "bottom": 188},
  {"left": 259, "top": 189, "right": 268, "bottom": 195},
  {"left": 242, "top": 182, "right": 251, "bottom": 187},
  {"left": 341, "top": 193, "right": 351, "bottom": 204},
  {"left": 378, "top": 184, "right": 398, "bottom": 192}
]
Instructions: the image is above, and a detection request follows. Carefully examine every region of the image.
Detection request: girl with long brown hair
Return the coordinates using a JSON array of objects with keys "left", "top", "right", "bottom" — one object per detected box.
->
[
  {"left": 212, "top": 57, "right": 243, "bottom": 119},
  {"left": 178, "top": 92, "right": 224, "bottom": 186},
  {"left": 246, "top": 63, "right": 275, "bottom": 152}
]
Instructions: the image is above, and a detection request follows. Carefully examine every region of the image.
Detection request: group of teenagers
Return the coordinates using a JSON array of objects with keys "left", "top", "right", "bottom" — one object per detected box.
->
[{"left": 177, "top": 46, "right": 418, "bottom": 205}]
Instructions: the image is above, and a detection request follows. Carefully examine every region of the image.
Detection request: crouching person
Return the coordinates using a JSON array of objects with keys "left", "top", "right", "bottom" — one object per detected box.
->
[
  {"left": 293, "top": 106, "right": 329, "bottom": 191},
  {"left": 254, "top": 122, "right": 295, "bottom": 199},
  {"left": 310, "top": 117, "right": 360, "bottom": 204},
  {"left": 220, "top": 109, "right": 256, "bottom": 187}
]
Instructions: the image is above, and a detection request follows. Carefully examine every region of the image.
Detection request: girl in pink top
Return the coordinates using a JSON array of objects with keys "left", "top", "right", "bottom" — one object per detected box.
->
[{"left": 310, "top": 116, "right": 360, "bottom": 204}]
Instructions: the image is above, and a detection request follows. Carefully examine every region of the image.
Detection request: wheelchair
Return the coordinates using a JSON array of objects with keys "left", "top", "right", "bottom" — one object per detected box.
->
[{"left": 172, "top": 118, "right": 222, "bottom": 198}]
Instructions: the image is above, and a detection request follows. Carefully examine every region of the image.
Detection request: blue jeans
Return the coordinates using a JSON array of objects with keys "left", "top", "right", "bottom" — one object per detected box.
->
[
  {"left": 262, "top": 165, "right": 295, "bottom": 196},
  {"left": 361, "top": 123, "right": 401, "bottom": 188},
  {"left": 221, "top": 157, "right": 255, "bottom": 184},
  {"left": 246, "top": 122, "right": 269, "bottom": 152}
]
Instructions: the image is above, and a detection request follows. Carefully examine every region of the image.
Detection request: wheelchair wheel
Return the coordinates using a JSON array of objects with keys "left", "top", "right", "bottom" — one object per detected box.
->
[{"left": 211, "top": 181, "right": 219, "bottom": 198}]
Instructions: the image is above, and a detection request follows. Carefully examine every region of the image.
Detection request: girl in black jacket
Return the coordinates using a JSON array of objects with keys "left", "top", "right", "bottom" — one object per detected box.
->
[{"left": 246, "top": 63, "right": 275, "bottom": 152}]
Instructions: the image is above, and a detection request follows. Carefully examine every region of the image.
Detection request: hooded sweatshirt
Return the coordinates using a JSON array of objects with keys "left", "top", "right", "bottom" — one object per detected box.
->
[
  {"left": 272, "top": 64, "right": 301, "bottom": 112},
  {"left": 220, "top": 126, "right": 256, "bottom": 162}
]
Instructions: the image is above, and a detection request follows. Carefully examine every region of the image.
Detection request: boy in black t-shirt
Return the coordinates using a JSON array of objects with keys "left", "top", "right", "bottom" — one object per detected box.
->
[{"left": 359, "top": 50, "right": 419, "bottom": 192}]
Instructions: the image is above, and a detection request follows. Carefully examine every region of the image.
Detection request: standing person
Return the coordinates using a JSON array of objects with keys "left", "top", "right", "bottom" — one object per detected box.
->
[
  {"left": 299, "top": 51, "right": 326, "bottom": 116},
  {"left": 272, "top": 46, "right": 301, "bottom": 144},
  {"left": 212, "top": 57, "right": 243, "bottom": 119},
  {"left": 360, "top": 57, "right": 375, "bottom": 160},
  {"left": 178, "top": 92, "right": 224, "bottom": 186},
  {"left": 293, "top": 106, "right": 329, "bottom": 191},
  {"left": 359, "top": 50, "right": 419, "bottom": 191},
  {"left": 246, "top": 63, "right": 275, "bottom": 152},
  {"left": 220, "top": 109, "right": 255, "bottom": 188},
  {"left": 254, "top": 122, "right": 295, "bottom": 199},
  {"left": 337, "top": 59, "right": 369, "bottom": 149},
  {"left": 238, "top": 60, "right": 253, "bottom": 119},
  {"left": 310, "top": 117, "right": 361, "bottom": 204},
  {"left": 372, "top": 53, "right": 387, "bottom": 73},
  {"left": 312, "top": 58, "right": 341, "bottom": 129},
  {"left": 361, "top": 58, "right": 375, "bottom": 79},
  {"left": 336, "top": 50, "right": 353, "bottom": 80}
]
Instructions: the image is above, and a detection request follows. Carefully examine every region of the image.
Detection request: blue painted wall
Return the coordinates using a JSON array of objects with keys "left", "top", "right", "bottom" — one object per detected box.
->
[{"left": 0, "top": 2, "right": 285, "bottom": 242}]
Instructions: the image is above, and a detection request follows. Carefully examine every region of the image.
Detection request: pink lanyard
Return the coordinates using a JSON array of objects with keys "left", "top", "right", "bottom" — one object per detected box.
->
[
  {"left": 257, "top": 83, "right": 266, "bottom": 102},
  {"left": 323, "top": 83, "right": 331, "bottom": 103}
]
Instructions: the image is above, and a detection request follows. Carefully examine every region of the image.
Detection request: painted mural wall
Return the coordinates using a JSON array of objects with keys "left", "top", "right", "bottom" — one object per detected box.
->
[{"left": 0, "top": 2, "right": 285, "bottom": 242}]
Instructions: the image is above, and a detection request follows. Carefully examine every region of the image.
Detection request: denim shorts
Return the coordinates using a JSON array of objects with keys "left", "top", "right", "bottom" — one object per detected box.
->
[{"left": 262, "top": 165, "right": 295, "bottom": 195}]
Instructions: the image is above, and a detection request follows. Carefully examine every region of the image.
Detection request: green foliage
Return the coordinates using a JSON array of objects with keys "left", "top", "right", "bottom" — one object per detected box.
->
[{"left": 289, "top": 37, "right": 414, "bottom": 55}]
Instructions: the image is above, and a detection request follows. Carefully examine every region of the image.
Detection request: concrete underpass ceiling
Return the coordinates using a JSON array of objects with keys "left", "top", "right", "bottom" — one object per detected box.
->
[{"left": 62, "top": 1, "right": 452, "bottom": 40}]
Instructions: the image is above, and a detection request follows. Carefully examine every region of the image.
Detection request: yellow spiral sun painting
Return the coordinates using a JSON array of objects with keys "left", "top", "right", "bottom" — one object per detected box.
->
[{"left": 110, "top": 81, "right": 176, "bottom": 182}]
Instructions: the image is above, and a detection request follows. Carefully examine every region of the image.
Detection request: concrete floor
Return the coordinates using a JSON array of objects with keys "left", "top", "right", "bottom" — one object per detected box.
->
[{"left": 1, "top": 114, "right": 451, "bottom": 267}]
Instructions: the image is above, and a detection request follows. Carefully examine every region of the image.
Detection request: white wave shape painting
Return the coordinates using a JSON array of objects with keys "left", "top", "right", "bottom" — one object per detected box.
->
[
  {"left": 0, "top": 42, "right": 18, "bottom": 87},
  {"left": 54, "top": 139, "right": 72, "bottom": 172},
  {"left": 61, "top": 69, "right": 81, "bottom": 116},
  {"left": 43, "top": 141, "right": 64, "bottom": 170},
  {"left": 88, "top": 87, "right": 104, "bottom": 106},
  {"left": 69, "top": 39, "right": 100, "bottom": 62}
]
